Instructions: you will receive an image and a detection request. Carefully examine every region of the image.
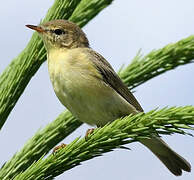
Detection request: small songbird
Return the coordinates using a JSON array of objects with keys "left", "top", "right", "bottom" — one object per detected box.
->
[{"left": 26, "top": 19, "right": 191, "bottom": 176}]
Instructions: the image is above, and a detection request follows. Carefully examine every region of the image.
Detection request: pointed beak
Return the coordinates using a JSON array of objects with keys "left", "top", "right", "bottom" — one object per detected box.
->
[{"left": 26, "top": 24, "right": 45, "bottom": 33}]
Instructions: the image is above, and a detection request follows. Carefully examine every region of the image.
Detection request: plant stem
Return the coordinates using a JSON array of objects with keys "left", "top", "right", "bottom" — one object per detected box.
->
[
  {"left": 119, "top": 35, "right": 194, "bottom": 89},
  {"left": 13, "top": 106, "right": 194, "bottom": 180}
]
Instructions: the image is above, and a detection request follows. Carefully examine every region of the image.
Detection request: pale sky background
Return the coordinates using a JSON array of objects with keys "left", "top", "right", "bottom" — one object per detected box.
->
[{"left": 0, "top": 0, "right": 194, "bottom": 180}]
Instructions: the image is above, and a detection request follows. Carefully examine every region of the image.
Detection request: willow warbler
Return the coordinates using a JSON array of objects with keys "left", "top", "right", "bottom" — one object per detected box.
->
[{"left": 26, "top": 19, "right": 191, "bottom": 176}]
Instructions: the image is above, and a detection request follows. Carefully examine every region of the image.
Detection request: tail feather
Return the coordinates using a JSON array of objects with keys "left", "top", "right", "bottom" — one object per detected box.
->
[
  {"left": 140, "top": 137, "right": 191, "bottom": 176},
  {"left": 155, "top": 151, "right": 190, "bottom": 176}
]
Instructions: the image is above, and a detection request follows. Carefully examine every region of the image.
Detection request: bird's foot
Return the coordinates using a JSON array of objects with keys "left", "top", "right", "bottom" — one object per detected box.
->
[
  {"left": 85, "top": 128, "right": 95, "bottom": 140},
  {"left": 52, "top": 143, "right": 67, "bottom": 154}
]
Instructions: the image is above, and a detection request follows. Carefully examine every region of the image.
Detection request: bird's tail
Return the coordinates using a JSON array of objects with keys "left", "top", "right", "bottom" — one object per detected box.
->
[{"left": 140, "top": 137, "right": 191, "bottom": 176}]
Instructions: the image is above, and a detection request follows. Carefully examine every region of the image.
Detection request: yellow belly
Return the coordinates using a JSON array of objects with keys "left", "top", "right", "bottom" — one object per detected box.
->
[{"left": 48, "top": 48, "right": 138, "bottom": 126}]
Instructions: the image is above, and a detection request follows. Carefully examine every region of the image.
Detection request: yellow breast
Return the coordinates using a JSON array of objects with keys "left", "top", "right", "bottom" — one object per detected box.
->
[
  {"left": 47, "top": 48, "right": 137, "bottom": 126},
  {"left": 47, "top": 47, "right": 103, "bottom": 107}
]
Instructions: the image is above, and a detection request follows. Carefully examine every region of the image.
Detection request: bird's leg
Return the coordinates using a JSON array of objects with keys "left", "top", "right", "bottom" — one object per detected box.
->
[
  {"left": 85, "top": 128, "right": 95, "bottom": 140},
  {"left": 52, "top": 143, "right": 67, "bottom": 154}
]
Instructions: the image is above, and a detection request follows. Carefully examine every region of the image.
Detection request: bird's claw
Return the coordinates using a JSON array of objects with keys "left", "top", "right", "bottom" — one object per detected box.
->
[
  {"left": 52, "top": 143, "right": 67, "bottom": 154},
  {"left": 85, "top": 128, "right": 95, "bottom": 140}
]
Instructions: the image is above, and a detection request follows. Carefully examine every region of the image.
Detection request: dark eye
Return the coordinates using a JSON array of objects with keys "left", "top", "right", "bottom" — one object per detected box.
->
[{"left": 54, "top": 29, "right": 64, "bottom": 35}]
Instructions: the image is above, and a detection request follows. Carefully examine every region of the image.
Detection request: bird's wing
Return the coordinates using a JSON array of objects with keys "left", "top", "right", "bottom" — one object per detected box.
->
[{"left": 85, "top": 48, "right": 144, "bottom": 112}]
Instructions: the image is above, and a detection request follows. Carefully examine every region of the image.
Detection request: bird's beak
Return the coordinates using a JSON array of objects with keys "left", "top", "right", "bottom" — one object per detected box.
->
[{"left": 26, "top": 24, "right": 45, "bottom": 33}]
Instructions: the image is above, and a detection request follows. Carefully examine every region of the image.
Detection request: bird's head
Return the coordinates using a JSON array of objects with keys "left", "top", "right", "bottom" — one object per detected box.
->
[{"left": 26, "top": 19, "right": 89, "bottom": 51}]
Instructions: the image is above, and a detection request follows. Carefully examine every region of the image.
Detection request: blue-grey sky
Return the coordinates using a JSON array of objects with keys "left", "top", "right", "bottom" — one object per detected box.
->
[{"left": 0, "top": 0, "right": 194, "bottom": 180}]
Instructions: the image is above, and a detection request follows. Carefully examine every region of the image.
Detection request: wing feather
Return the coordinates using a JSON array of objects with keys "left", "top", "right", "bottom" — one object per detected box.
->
[{"left": 85, "top": 48, "right": 144, "bottom": 112}]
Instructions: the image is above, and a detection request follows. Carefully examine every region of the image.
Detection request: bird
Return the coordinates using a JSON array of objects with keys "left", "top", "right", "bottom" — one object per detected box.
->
[{"left": 26, "top": 19, "right": 191, "bottom": 176}]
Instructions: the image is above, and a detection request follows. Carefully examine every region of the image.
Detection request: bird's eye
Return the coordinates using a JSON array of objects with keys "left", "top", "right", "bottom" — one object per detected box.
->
[{"left": 54, "top": 29, "right": 64, "bottom": 35}]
